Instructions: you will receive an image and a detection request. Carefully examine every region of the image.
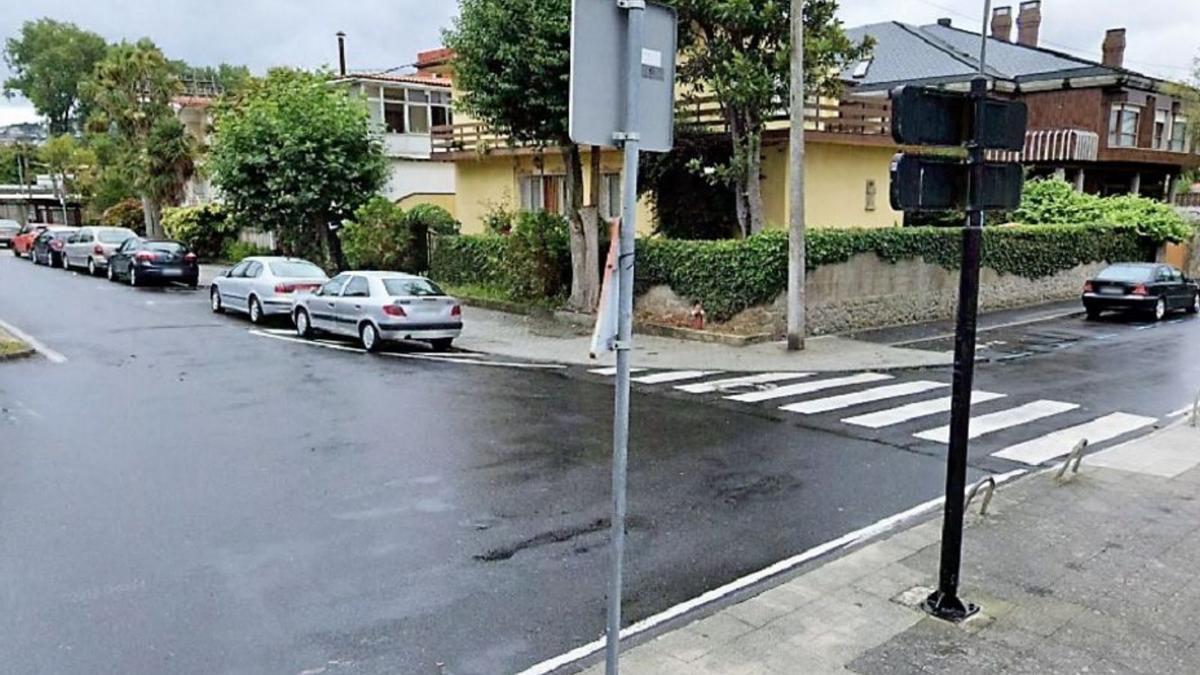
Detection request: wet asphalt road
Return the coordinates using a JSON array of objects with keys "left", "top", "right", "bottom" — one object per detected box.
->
[{"left": 0, "top": 253, "right": 960, "bottom": 675}]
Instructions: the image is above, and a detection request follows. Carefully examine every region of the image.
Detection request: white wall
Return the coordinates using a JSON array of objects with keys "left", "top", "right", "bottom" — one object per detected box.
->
[{"left": 384, "top": 159, "right": 455, "bottom": 202}]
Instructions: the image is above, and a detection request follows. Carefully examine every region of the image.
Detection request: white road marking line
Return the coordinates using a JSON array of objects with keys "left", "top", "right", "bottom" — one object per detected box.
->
[
  {"left": 842, "top": 391, "right": 1007, "bottom": 429},
  {"left": 249, "top": 330, "right": 366, "bottom": 353},
  {"left": 780, "top": 381, "right": 948, "bottom": 415},
  {"left": 380, "top": 352, "right": 565, "bottom": 370},
  {"left": 992, "top": 412, "right": 1159, "bottom": 466},
  {"left": 588, "top": 367, "right": 648, "bottom": 376},
  {"left": 725, "top": 372, "right": 893, "bottom": 404},
  {"left": 631, "top": 370, "right": 721, "bottom": 385},
  {"left": 0, "top": 318, "right": 67, "bottom": 364},
  {"left": 1167, "top": 406, "right": 1193, "bottom": 418},
  {"left": 675, "top": 372, "right": 813, "bottom": 394},
  {"left": 914, "top": 400, "right": 1079, "bottom": 444},
  {"left": 514, "top": 469, "right": 1028, "bottom": 675}
]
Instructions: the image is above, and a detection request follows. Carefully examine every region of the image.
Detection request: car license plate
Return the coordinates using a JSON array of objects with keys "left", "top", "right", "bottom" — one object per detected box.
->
[
  {"left": 162, "top": 269, "right": 182, "bottom": 277},
  {"left": 1099, "top": 287, "right": 1123, "bottom": 295}
]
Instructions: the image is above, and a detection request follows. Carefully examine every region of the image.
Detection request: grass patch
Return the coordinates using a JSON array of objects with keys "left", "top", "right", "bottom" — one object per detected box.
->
[{"left": 0, "top": 327, "right": 32, "bottom": 359}]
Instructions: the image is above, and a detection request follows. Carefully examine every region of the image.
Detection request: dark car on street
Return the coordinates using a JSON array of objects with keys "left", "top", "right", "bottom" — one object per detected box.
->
[
  {"left": 106, "top": 238, "right": 199, "bottom": 287},
  {"left": 1082, "top": 263, "right": 1199, "bottom": 321},
  {"left": 30, "top": 227, "right": 79, "bottom": 267}
]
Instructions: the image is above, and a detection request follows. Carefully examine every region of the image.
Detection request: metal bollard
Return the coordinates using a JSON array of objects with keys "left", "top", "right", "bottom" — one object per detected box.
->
[
  {"left": 1055, "top": 439, "right": 1089, "bottom": 483},
  {"left": 965, "top": 476, "right": 997, "bottom": 515}
]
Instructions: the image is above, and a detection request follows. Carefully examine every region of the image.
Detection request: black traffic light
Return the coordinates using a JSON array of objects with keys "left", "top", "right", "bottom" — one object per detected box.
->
[{"left": 889, "top": 85, "right": 1028, "bottom": 215}]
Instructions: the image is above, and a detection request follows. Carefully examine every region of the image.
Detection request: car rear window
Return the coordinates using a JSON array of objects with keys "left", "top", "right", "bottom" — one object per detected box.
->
[
  {"left": 1096, "top": 265, "right": 1154, "bottom": 282},
  {"left": 98, "top": 229, "right": 135, "bottom": 243},
  {"left": 269, "top": 261, "right": 326, "bottom": 278},
  {"left": 146, "top": 242, "right": 185, "bottom": 253},
  {"left": 383, "top": 278, "right": 445, "bottom": 297}
]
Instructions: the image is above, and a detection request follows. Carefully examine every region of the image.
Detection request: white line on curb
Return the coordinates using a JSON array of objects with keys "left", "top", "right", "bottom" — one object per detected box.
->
[
  {"left": 249, "top": 330, "right": 565, "bottom": 369},
  {"left": 0, "top": 318, "right": 67, "bottom": 364},
  {"left": 514, "top": 469, "right": 1028, "bottom": 675}
]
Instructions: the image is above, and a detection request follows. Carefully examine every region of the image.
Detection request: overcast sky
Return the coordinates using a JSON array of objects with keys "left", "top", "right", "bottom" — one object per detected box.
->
[{"left": 2, "top": 0, "right": 1197, "bottom": 126}]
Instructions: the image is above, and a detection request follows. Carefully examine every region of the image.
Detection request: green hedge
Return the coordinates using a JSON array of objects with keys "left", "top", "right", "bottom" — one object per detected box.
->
[{"left": 431, "top": 223, "right": 1152, "bottom": 321}]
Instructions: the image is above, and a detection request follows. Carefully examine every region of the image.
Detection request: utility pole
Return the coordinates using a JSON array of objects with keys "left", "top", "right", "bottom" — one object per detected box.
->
[{"left": 786, "top": 0, "right": 806, "bottom": 351}]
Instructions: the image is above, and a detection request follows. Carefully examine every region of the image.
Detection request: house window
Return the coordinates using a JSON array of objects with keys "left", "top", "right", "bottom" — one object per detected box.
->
[
  {"left": 383, "top": 101, "right": 406, "bottom": 133},
  {"left": 1154, "top": 110, "right": 1169, "bottom": 149},
  {"left": 601, "top": 173, "right": 622, "bottom": 219},
  {"left": 1169, "top": 115, "right": 1189, "bottom": 152},
  {"left": 519, "top": 174, "right": 566, "bottom": 215},
  {"left": 365, "top": 84, "right": 452, "bottom": 136},
  {"left": 1108, "top": 104, "right": 1140, "bottom": 148}
]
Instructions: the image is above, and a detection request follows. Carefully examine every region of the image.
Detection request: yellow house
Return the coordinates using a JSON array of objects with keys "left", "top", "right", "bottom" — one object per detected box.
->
[{"left": 430, "top": 53, "right": 903, "bottom": 234}]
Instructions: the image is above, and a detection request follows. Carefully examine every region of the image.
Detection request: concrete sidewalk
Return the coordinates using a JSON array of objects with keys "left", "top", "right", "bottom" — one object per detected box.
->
[
  {"left": 578, "top": 421, "right": 1200, "bottom": 674},
  {"left": 457, "top": 307, "right": 952, "bottom": 372}
]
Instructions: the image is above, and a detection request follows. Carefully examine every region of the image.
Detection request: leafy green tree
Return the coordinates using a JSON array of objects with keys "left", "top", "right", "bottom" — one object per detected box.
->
[
  {"left": 38, "top": 134, "right": 96, "bottom": 219},
  {"left": 0, "top": 143, "right": 35, "bottom": 184},
  {"left": 445, "top": 0, "right": 599, "bottom": 311},
  {"left": 80, "top": 133, "right": 139, "bottom": 221},
  {"left": 3, "top": 19, "right": 108, "bottom": 134},
  {"left": 83, "top": 39, "right": 188, "bottom": 237},
  {"left": 208, "top": 68, "right": 388, "bottom": 270},
  {"left": 669, "top": 0, "right": 872, "bottom": 235}
]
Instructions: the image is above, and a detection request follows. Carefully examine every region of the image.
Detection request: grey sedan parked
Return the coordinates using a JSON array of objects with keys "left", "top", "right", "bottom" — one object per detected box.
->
[
  {"left": 292, "top": 272, "right": 462, "bottom": 352},
  {"left": 0, "top": 219, "right": 19, "bottom": 248},
  {"left": 211, "top": 257, "right": 329, "bottom": 324},
  {"left": 62, "top": 226, "right": 138, "bottom": 275}
]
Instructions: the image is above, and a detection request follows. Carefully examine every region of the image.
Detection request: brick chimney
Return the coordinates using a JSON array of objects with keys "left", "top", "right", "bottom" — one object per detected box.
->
[
  {"left": 1102, "top": 28, "right": 1126, "bottom": 68},
  {"left": 991, "top": 6, "right": 1013, "bottom": 42},
  {"left": 1016, "top": 0, "right": 1042, "bottom": 47}
]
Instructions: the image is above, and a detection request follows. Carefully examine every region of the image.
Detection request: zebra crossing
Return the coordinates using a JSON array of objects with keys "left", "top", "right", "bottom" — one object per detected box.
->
[{"left": 586, "top": 366, "right": 1159, "bottom": 467}]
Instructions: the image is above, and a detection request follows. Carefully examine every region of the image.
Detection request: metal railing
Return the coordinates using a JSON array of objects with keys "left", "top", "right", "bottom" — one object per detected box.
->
[
  {"left": 430, "top": 92, "right": 892, "bottom": 156},
  {"left": 1055, "top": 439, "right": 1090, "bottom": 483},
  {"left": 965, "top": 476, "right": 997, "bottom": 515},
  {"left": 1177, "top": 193, "right": 1200, "bottom": 208}
]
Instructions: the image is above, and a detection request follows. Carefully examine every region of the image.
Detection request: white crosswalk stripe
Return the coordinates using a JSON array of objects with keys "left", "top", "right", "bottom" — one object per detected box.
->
[
  {"left": 992, "top": 412, "right": 1158, "bottom": 466},
  {"left": 842, "top": 391, "right": 1007, "bottom": 429},
  {"left": 631, "top": 370, "right": 721, "bottom": 385},
  {"left": 914, "top": 400, "right": 1079, "bottom": 444},
  {"left": 725, "top": 373, "right": 893, "bottom": 404},
  {"left": 588, "top": 367, "right": 648, "bottom": 376},
  {"left": 780, "top": 381, "right": 948, "bottom": 415},
  {"left": 675, "top": 372, "right": 813, "bottom": 394}
]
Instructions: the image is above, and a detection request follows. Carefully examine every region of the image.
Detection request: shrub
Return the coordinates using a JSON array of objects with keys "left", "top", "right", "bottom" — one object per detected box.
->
[
  {"left": 340, "top": 197, "right": 411, "bottom": 271},
  {"left": 1016, "top": 179, "right": 1193, "bottom": 242},
  {"left": 480, "top": 199, "right": 516, "bottom": 235},
  {"left": 162, "top": 203, "right": 240, "bottom": 260},
  {"left": 406, "top": 203, "right": 459, "bottom": 236},
  {"left": 100, "top": 198, "right": 145, "bottom": 233},
  {"left": 507, "top": 210, "right": 570, "bottom": 300},
  {"left": 223, "top": 239, "right": 273, "bottom": 261}
]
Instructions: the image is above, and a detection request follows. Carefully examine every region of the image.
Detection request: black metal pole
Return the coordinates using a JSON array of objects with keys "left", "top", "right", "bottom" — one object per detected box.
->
[{"left": 923, "top": 75, "right": 987, "bottom": 623}]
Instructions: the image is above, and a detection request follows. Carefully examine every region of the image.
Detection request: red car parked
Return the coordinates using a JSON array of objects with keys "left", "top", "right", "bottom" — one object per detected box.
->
[{"left": 11, "top": 223, "right": 50, "bottom": 258}]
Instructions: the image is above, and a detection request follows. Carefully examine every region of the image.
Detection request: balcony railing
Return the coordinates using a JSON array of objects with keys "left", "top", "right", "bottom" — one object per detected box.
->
[
  {"left": 430, "top": 93, "right": 892, "bottom": 156},
  {"left": 1176, "top": 193, "right": 1200, "bottom": 208}
]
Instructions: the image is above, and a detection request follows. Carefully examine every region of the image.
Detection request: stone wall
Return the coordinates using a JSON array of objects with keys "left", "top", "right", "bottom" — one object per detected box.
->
[{"left": 636, "top": 252, "right": 1114, "bottom": 337}]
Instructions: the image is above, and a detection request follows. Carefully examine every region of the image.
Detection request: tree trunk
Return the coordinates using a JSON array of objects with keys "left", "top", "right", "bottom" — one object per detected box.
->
[
  {"left": 728, "top": 111, "right": 750, "bottom": 238},
  {"left": 564, "top": 144, "right": 597, "bottom": 311},
  {"left": 141, "top": 196, "right": 164, "bottom": 238},
  {"left": 745, "top": 127, "right": 765, "bottom": 235},
  {"left": 583, "top": 146, "right": 603, "bottom": 310},
  {"left": 323, "top": 218, "right": 348, "bottom": 271}
]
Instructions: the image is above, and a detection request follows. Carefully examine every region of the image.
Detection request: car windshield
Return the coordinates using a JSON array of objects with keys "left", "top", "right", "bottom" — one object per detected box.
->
[
  {"left": 98, "top": 229, "right": 135, "bottom": 244},
  {"left": 1096, "top": 265, "right": 1155, "bottom": 282},
  {"left": 270, "top": 261, "right": 326, "bottom": 278},
  {"left": 382, "top": 278, "right": 445, "bottom": 297}
]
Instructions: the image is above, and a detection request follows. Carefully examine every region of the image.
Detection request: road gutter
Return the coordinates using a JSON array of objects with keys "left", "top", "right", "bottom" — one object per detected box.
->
[{"left": 0, "top": 318, "right": 66, "bottom": 364}]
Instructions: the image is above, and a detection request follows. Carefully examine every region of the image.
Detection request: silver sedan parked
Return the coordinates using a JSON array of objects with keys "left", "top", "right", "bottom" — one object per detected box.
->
[
  {"left": 0, "top": 219, "right": 19, "bottom": 248},
  {"left": 211, "top": 257, "right": 329, "bottom": 324},
  {"left": 291, "top": 272, "right": 462, "bottom": 352},
  {"left": 62, "top": 226, "right": 138, "bottom": 275}
]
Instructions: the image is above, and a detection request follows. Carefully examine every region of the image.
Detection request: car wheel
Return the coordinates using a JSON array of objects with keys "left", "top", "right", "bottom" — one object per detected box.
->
[
  {"left": 107, "top": 263, "right": 116, "bottom": 282},
  {"left": 248, "top": 297, "right": 264, "bottom": 325},
  {"left": 294, "top": 309, "right": 312, "bottom": 339},
  {"left": 61, "top": 254, "right": 70, "bottom": 270},
  {"left": 87, "top": 258, "right": 97, "bottom": 276},
  {"left": 10, "top": 247, "right": 17, "bottom": 257},
  {"left": 359, "top": 322, "right": 380, "bottom": 352},
  {"left": 186, "top": 277, "right": 198, "bottom": 289},
  {"left": 211, "top": 288, "right": 224, "bottom": 313},
  {"left": 429, "top": 338, "right": 454, "bottom": 352},
  {"left": 129, "top": 265, "right": 139, "bottom": 287},
  {"left": 1085, "top": 308, "right": 1101, "bottom": 321},
  {"left": 1189, "top": 293, "right": 1200, "bottom": 315},
  {"left": 1153, "top": 297, "right": 1167, "bottom": 321}
]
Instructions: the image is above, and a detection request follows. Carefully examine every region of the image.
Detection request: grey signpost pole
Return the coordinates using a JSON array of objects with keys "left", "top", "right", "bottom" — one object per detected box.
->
[{"left": 606, "top": 1, "right": 645, "bottom": 673}]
